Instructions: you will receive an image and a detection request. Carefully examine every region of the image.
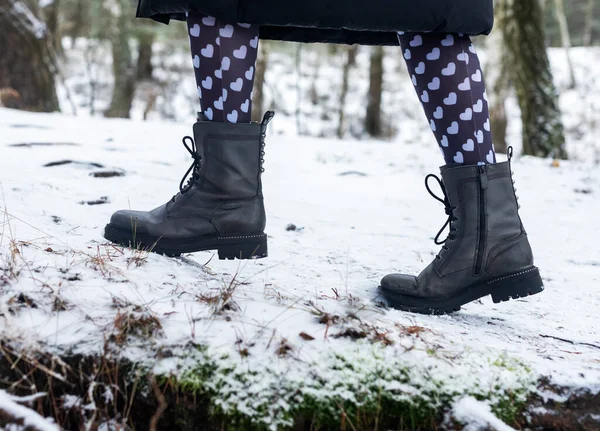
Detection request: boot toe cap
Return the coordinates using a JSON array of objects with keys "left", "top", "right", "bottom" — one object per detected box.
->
[
  {"left": 380, "top": 273, "right": 419, "bottom": 294},
  {"left": 109, "top": 210, "right": 149, "bottom": 234}
]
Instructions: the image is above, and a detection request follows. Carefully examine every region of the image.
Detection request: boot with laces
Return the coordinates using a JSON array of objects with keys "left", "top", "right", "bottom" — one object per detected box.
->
[
  {"left": 104, "top": 112, "right": 274, "bottom": 259},
  {"left": 379, "top": 150, "right": 544, "bottom": 314}
]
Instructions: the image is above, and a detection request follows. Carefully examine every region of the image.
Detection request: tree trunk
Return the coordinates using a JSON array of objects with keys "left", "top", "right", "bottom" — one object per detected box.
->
[
  {"left": 42, "top": 0, "right": 62, "bottom": 54},
  {"left": 502, "top": 0, "right": 567, "bottom": 159},
  {"left": 553, "top": 0, "right": 576, "bottom": 89},
  {"left": 487, "top": 0, "right": 511, "bottom": 154},
  {"left": 0, "top": 0, "right": 60, "bottom": 112},
  {"left": 365, "top": 46, "right": 384, "bottom": 137},
  {"left": 136, "top": 31, "right": 155, "bottom": 81},
  {"left": 582, "top": 0, "right": 595, "bottom": 47},
  {"left": 105, "top": 0, "right": 136, "bottom": 118},
  {"left": 252, "top": 42, "right": 269, "bottom": 123},
  {"left": 338, "top": 45, "right": 358, "bottom": 138}
]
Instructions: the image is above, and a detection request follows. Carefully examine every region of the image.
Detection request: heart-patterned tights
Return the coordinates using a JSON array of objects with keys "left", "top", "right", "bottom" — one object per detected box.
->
[
  {"left": 398, "top": 32, "right": 496, "bottom": 165},
  {"left": 187, "top": 12, "right": 258, "bottom": 123}
]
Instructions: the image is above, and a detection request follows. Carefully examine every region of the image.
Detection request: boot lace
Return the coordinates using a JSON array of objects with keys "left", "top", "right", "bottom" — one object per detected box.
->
[
  {"left": 425, "top": 174, "right": 458, "bottom": 259},
  {"left": 174, "top": 136, "right": 202, "bottom": 200}
]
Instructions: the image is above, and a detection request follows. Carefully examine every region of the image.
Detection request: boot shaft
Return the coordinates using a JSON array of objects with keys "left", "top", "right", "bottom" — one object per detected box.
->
[
  {"left": 192, "top": 112, "right": 274, "bottom": 200},
  {"left": 438, "top": 161, "right": 530, "bottom": 277}
]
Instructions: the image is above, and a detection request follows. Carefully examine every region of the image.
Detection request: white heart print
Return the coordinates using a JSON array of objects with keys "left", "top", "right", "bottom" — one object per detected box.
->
[
  {"left": 220, "top": 25, "right": 234, "bottom": 38},
  {"left": 202, "top": 16, "right": 216, "bottom": 26},
  {"left": 421, "top": 90, "right": 429, "bottom": 103},
  {"left": 197, "top": 86, "right": 202, "bottom": 99},
  {"left": 441, "top": 34, "right": 455, "bottom": 46},
  {"left": 223, "top": 88, "right": 228, "bottom": 102},
  {"left": 404, "top": 49, "right": 411, "bottom": 60},
  {"left": 475, "top": 130, "right": 484, "bottom": 143},
  {"left": 250, "top": 36, "right": 259, "bottom": 49},
  {"left": 409, "top": 35, "right": 423, "bottom": 47},
  {"left": 201, "top": 44, "right": 214, "bottom": 58},
  {"left": 458, "top": 77, "right": 471, "bottom": 91},
  {"left": 469, "top": 44, "right": 477, "bottom": 54},
  {"left": 245, "top": 66, "right": 254, "bottom": 80},
  {"left": 441, "top": 135, "right": 449, "bottom": 147},
  {"left": 202, "top": 76, "right": 213, "bottom": 90},
  {"left": 430, "top": 119, "right": 436, "bottom": 132},
  {"left": 473, "top": 99, "right": 483, "bottom": 113},
  {"left": 415, "top": 62, "right": 426, "bottom": 75},
  {"left": 442, "top": 62, "right": 456, "bottom": 76},
  {"left": 214, "top": 97, "right": 224, "bottom": 111},
  {"left": 189, "top": 24, "right": 200, "bottom": 38},
  {"left": 457, "top": 52, "right": 469, "bottom": 64},
  {"left": 486, "top": 150, "right": 495, "bottom": 164},
  {"left": 460, "top": 108, "right": 473, "bottom": 121},
  {"left": 230, "top": 78, "right": 244, "bottom": 92},
  {"left": 444, "top": 92, "right": 457, "bottom": 106},
  {"left": 462, "top": 139, "right": 475, "bottom": 151},
  {"left": 193, "top": 55, "right": 200, "bottom": 69},
  {"left": 426, "top": 48, "right": 440, "bottom": 61},
  {"left": 428, "top": 77, "right": 440, "bottom": 91},
  {"left": 471, "top": 70, "right": 482, "bottom": 82},
  {"left": 241, "top": 99, "right": 250, "bottom": 113},
  {"left": 238, "top": 23, "right": 252, "bottom": 28},
  {"left": 433, "top": 106, "right": 444, "bottom": 119},
  {"left": 447, "top": 122, "right": 459, "bottom": 135},
  {"left": 227, "top": 110, "right": 239, "bottom": 123},
  {"left": 216, "top": 37, "right": 220, "bottom": 46},
  {"left": 204, "top": 107, "right": 213, "bottom": 120},
  {"left": 411, "top": 75, "right": 418, "bottom": 86},
  {"left": 221, "top": 57, "right": 231, "bottom": 71},
  {"left": 454, "top": 152, "right": 464, "bottom": 163},
  {"left": 234, "top": 45, "right": 248, "bottom": 59},
  {"left": 215, "top": 69, "right": 222, "bottom": 79},
  {"left": 484, "top": 118, "right": 491, "bottom": 131}
]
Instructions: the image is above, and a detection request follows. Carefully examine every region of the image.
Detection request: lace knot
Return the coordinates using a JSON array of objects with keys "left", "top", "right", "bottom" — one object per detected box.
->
[{"left": 179, "top": 136, "right": 202, "bottom": 194}]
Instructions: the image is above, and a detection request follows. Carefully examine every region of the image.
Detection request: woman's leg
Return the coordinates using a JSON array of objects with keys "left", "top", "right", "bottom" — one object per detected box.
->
[
  {"left": 398, "top": 32, "right": 495, "bottom": 165},
  {"left": 186, "top": 12, "right": 259, "bottom": 123}
]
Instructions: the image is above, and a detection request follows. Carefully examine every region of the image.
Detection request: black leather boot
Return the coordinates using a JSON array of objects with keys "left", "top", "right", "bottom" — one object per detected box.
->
[
  {"left": 380, "top": 153, "right": 544, "bottom": 314},
  {"left": 104, "top": 112, "right": 274, "bottom": 259}
]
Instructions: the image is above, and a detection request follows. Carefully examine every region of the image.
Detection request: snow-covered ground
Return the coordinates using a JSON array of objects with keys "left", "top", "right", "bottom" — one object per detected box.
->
[{"left": 1, "top": 43, "right": 599, "bottom": 429}]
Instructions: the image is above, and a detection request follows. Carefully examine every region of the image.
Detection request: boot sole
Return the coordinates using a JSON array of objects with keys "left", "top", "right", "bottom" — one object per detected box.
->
[
  {"left": 103, "top": 223, "right": 268, "bottom": 260},
  {"left": 380, "top": 266, "right": 544, "bottom": 315}
]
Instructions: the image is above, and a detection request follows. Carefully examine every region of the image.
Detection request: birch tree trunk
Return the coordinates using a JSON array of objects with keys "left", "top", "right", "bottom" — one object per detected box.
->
[
  {"left": 0, "top": 0, "right": 60, "bottom": 112},
  {"left": 502, "top": 0, "right": 567, "bottom": 159},
  {"left": 553, "top": 0, "right": 576, "bottom": 88}
]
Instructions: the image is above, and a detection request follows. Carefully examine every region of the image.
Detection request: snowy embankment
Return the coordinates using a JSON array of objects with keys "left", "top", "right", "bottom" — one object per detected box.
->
[
  {"left": 1, "top": 44, "right": 600, "bottom": 429},
  {"left": 1, "top": 105, "right": 598, "bottom": 429}
]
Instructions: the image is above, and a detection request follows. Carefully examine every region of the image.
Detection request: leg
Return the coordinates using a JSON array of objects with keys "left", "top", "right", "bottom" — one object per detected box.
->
[
  {"left": 378, "top": 33, "right": 542, "bottom": 314},
  {"left": 398, "top": 32, "right": 496, "bottom": 165},
  {"left": 187, "top": 12, "right": 258, "bottom": 123}
]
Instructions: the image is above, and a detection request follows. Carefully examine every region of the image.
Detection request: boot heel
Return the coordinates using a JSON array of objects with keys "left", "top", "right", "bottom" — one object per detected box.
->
[
  {"left": 489, "top": 267, "right": 544, "bottom": 303},
  {"left": 218, "top": 236, "right": 268, "bottom": 260}
]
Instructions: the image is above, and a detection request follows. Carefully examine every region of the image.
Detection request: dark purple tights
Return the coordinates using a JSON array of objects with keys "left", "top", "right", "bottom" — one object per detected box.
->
[{"left": 186, "top": 13, "right": 495, "bottom": 165}]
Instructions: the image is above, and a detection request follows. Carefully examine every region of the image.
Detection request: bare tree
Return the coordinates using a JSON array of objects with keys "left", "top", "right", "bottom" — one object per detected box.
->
[
  {"left": 502, "top": 0, "right": 567, "bottom": 159},
  {"left": 338, "top": 45, "right": 358, "bottom": 138},
  {"left": 0, "top": 0, "right": 60, "bottom": 112},
  {"left": 553, "top": 0, "right": 576, "bottom": 88},
  {"left": 365, "top": 46, "right": 384, "bottom": 137},
  {"left": 252, "top": 42, "right": 269, "bottom": 122},
  {"left": 487, "top": 0, "right": 511, "bottom": 154},
  {"left": 105, "top": 0, "right": 137, "bottom": 118},
  {"left": 582, "top": 0, "right": 595, "bottom": 46}
]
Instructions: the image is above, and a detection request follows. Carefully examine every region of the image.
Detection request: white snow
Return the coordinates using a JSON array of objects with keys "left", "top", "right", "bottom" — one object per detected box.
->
[
  {"left": 0, "top": 390, "right": 59, "bottom": 431},
  {"left": 0, "top": 42, "right": 599, "bottom": 427},
  {"left": 453, "top": 396, "right": 515, "bottom": 431}
]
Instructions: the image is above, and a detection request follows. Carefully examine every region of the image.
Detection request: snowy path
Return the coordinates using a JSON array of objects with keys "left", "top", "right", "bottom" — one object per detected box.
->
[{"left": 0, "top": 107, "right": 599, "bottom": 427}]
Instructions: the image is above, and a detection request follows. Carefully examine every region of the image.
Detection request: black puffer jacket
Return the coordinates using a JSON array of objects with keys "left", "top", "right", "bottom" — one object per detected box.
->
[{"left": 137, "top": 0, "right": 494, "bottom": 45}]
